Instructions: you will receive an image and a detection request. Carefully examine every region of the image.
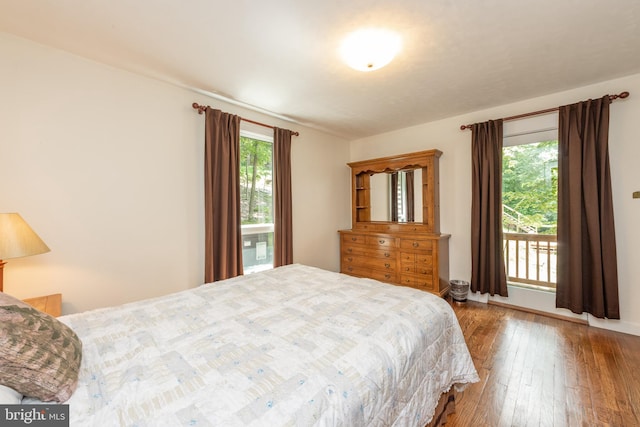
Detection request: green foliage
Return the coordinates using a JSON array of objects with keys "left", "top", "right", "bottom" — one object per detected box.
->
[
  {"left": 240, "top": 136, "right": 273, "bottom": 224},
  {"left": 502, "top": 140, "right": 558, "bottom": 234}
]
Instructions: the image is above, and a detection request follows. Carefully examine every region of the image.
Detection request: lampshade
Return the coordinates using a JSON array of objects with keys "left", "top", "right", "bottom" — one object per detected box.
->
[
  {"left": 0, "top": 213, "right": 50, "bottom": 260},
  {"left": 339, "top": 28, "right": 402, "bottom": 72}
]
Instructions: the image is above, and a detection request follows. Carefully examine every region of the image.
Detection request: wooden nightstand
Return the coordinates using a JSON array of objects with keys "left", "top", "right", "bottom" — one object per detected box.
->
[{"left": 22, "top": 293, "right": 62, "bottom": 317}]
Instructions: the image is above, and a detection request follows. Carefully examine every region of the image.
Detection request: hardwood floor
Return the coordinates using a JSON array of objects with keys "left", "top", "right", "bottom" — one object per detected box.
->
[{"left": 445, "top": 300, "right": 640, "bottom": 427}]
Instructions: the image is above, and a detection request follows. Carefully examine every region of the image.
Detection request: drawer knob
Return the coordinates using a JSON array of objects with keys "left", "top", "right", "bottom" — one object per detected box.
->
[
  {"left": 384, "top": 274, "right": 391, "bottom": 279},
  {"left": 347, "top": 257, "right": 353, "bottom": 262},
  {"left": 412, "top": 242, "right": 419, "bottom": 248},
  {"left": 384, "top": 252, "right": 390, "bottom": 257},
  {"left": 347, "top": 248, "right": 352, "bottom": 253},
  {"left": 385, "top": 263, "right": 390, "bottom": 268},
  {"left": 347, "top": 267, "right": 353, "bottom": 271},
  {"left": 352, "top": 237, "right": 357, "bottom": 241},
  {"left": 378, "top": 239, "right": 385, "bottom": 244}
]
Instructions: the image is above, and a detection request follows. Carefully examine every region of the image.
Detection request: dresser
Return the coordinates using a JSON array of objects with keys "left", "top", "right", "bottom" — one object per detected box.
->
[
  {"left": 339, "top": 149, "right": 451, "bottom": 297},
  {"left": 339, "top": 227, "right": 450, "bottom": 296}
]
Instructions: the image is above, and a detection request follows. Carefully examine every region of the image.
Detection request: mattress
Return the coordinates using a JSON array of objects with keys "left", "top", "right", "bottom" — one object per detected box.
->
[{"left": 30, "top": 264, "right": 479, "bottom": 426}]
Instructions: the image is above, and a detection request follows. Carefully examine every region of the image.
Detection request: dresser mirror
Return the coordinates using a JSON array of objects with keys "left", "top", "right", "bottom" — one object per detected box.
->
[
  {"left": 369, "top": 169, "right": 423, "bottom": 222},
  {"left": 348, "top": 149, "right": 441, "bottom": 233}
]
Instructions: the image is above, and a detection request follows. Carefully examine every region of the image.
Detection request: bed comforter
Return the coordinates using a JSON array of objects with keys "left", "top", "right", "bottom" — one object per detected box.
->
[{"left": 31, "top": 264, "right": 479, "bottom": 426}]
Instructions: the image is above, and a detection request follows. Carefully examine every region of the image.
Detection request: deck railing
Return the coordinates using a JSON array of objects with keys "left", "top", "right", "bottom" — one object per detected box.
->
[{"left": 503, "top": 232, "right": 557, "bottom": 289}]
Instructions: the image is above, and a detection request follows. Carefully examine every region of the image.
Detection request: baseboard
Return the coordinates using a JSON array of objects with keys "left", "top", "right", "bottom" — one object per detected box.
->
[
  {"left": 587, "top": 317, "right": 640, "bottom": 337},
  {"left": 487, "top": 300, "right": 589, "bottom": 325}
]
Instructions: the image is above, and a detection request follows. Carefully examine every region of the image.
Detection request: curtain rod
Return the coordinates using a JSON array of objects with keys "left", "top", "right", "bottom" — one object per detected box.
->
[
  {"left": 459, "top": 91, "right": 630, "bottom": 131},
  {"left": 192, "top": 103, "right": 300, "bottom": 136}
]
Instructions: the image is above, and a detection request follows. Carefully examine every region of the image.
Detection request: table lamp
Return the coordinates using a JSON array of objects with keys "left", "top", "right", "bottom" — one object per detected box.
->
[{"left": 0, "top": 213, "right": 50, "bottom": 292}]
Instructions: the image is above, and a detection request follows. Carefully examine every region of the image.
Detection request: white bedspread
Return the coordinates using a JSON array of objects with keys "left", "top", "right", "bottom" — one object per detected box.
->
[{"left": 35, "top": 264, "right": 479, "bottom": 426}]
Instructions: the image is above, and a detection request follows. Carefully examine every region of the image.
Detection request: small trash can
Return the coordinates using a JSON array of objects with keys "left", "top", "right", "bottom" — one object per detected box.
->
[{"left": 450, "top": 280, "right": 470, "bottom": 302}]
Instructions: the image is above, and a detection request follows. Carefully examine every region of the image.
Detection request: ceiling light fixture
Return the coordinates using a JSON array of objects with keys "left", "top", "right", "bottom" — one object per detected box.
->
[{"left": 339, "top": 28, "right": 402, "bottom": 72}]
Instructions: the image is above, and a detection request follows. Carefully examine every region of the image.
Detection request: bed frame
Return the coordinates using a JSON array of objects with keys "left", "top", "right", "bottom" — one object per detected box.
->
[{"left": 426, "top": 390, "right": 456, "bottom": 427}]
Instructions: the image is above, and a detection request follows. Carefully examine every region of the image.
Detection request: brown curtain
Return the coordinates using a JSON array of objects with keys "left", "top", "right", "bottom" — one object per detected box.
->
[
  {"left": 390, "top": 172, "right": 399, "bottom": 221},
  {"left": 273, "top": 127, "right": 293, "bottom": 267},
  {"left": 204, "top": 108, "right": 243, "bottom": 282},
  {"left": 406, "top": 170, "right": 415, "bottom": 222},
  {"left": 557, "top": 96, "right": 620, "bottom": 319},
  {"left": 471, "top": 120, "right": 508, "bottom": 296}
]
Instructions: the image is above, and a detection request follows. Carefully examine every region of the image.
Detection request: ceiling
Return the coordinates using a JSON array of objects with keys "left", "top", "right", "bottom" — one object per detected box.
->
[{"left": 1, "top": 0, "right": 640, "bottom": 139}]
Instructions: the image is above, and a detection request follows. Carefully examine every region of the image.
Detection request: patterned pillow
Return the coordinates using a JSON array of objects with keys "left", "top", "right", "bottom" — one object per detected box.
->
[{"left": 0, "top": 292, "right": 82, "bottom": 402}]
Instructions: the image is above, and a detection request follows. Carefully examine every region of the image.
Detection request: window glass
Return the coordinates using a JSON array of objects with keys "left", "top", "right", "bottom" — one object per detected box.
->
[
  {"left": 240, "top": 132, "right": 274, "bottom": 273},
  {"left": 503, "top": 140, "right": 558, "bottom": 234},
  {"left": 502, "top": 120, "right": 558, "bottom": 291}
]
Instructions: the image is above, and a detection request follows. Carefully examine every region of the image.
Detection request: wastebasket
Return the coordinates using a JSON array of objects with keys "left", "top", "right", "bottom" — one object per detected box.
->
[{"left": 450, "top": 280, "right": 470, "bottom": 302}]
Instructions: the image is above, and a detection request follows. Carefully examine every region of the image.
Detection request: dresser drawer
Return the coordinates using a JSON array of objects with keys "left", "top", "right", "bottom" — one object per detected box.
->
[
  {"left": 342, "top": 264, "right": 395, "bottom": 283},
  {"left": 400, "top": 251, "right": 433, "bottom": 269},
  {"left": 342, "top": 233, "right": 368, "bottom": 246},
  {"left": 416, "top": 254, "right": 433, "bottom": 267},
  {"left": 368, "top": 269, "right": 396, "bottom": 283},
  {"left": 401, "top": 262, "right": 415, "bottom": 273},
  {"left": 399, "top": 239, "right": 433, "bottom": 251},
  {"left": 365, "top": 235, "right": 396, "bottom": 248},
  {"left": 400, "top": 265, "right": 433, "bottom": 276},
  {"left": 400, "top": 273, "right": 435, "bottom": 291},
  {"left": 415, "top": 266, "right": 433, "bottom": 276},
  {"left": 401, "top": 253, "right": 416, "bottom": 273},
  {"left": 343, "top": 245, "right": 395, "bottom": 259},
  {"left": 342, "top": 255, "right": 395, "bottom": 272},
  {"left": 400, "top": 252, "right": 414, "bottom": 263}
]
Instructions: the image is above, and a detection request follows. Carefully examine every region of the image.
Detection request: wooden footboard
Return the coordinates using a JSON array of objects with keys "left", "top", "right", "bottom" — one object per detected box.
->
[{"left": 425, "top": 389, "right": 456, "bottom": 427}]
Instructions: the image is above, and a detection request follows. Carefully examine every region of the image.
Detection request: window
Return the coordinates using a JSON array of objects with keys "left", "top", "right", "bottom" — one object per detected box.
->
[
  {"left": 240, "top": 131, "right": 274, "bottom": 273},
  {"left": 389, "top": 172, "right": 408, "bottom": 222},
  {"left": 502, "top": 117, "right": 558, "bottom": 291}
]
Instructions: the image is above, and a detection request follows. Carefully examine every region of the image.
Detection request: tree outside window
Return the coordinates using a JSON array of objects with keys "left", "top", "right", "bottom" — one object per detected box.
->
[
  {"left": 503, "top": 140, "right": 558, "bottom": 235},
  {"left": 239, "top": 134, "right": 274, "bottom": 273}
]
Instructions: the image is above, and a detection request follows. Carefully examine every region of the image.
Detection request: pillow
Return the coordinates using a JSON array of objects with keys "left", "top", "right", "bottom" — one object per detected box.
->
[
  {"left": 0, "top": 292, "right": 82, "bottom": 402},
  {"left": 0, "top": 384, "right": 23, "bottom": 404}
]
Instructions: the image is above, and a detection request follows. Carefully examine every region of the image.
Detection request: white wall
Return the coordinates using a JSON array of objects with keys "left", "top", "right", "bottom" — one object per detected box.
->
[
  {"left": 350, "top": 73, "right": 640, "bottom": 336},
  {"left": 0, "top": 32, "right": 351, "bottom": 313}
]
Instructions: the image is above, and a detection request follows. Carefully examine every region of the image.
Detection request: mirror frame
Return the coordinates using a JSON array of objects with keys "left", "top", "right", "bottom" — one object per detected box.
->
[{"left": 347, "top": 149, "right": 442, "bottom": 233}]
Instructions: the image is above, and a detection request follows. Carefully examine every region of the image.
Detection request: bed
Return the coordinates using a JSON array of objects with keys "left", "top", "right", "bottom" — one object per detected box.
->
[{"left": 13, "top": 264, "right": 479, "bottom": 426}]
